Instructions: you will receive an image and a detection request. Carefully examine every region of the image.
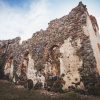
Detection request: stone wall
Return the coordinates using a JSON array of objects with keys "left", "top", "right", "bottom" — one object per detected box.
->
[{"left": 0, "top": 2, "right": 100, "bottom": 91}]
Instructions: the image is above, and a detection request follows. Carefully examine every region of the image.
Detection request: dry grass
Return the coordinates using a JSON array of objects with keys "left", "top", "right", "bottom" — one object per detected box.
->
[{"left": 0, "top": 80, "right": 100, "bottom": 100}]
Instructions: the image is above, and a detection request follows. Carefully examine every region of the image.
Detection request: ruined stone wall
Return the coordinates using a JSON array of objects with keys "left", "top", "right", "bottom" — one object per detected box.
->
[
  {"left": 59, "top": 38, "right": 83, "bottom": 89},
  {"left": 0, "top": 2, "right": 100, "bottom": 91},
  {"left": 83, "top": 13, "right": 100, "bottom": 75},
  {"left": 0, "top": 37, "right": 21, "bottom": 78}
]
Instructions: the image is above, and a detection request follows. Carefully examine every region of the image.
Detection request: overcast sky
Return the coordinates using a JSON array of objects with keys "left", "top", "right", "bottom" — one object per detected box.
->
[{"left": 0, "top": 0, "right": 100, "bottom": 41}]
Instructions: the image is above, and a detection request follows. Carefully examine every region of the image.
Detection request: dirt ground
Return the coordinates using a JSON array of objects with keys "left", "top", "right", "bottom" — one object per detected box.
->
[{"left": 0, "top": 80, "right": 100, "bottom": 100}]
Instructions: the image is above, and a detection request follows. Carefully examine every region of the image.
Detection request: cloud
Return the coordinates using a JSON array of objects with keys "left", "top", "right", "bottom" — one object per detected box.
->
[
  {"left": 0, "top": 0, "right": 51, "bottom": 41},
  {"left": 0, "top": 0, "right": 100, "bottom": 42}
]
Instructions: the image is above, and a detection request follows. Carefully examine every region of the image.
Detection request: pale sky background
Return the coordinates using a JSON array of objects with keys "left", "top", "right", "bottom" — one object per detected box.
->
[{"left": 0, "top": 0, "right": 100, "bottom": 41}]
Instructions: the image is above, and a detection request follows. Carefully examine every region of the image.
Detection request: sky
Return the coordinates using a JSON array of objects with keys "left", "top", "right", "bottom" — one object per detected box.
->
[{"left": 0, "top": 0, "right": 100, "bottom": 41}]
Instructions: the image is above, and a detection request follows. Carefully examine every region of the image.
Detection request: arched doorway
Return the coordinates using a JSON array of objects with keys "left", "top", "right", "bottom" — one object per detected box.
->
[{"left": 49, "top": 45, "right": 60, "bottom": 76}]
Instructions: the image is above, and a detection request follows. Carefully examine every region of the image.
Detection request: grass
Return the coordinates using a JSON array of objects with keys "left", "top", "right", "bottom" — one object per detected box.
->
[{"left": 0, "top": 80, "right": 100, "bottom": 100}]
